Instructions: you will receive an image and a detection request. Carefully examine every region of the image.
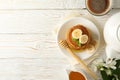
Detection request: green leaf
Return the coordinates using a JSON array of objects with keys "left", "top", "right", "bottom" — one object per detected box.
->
[
  {"left": 78, "top": 42, "right": 81, "bottom": 46},
  {"left": 72, "top": 37, "right": 81, "bottom": 47},
  {"left": 116, "top": 60, "right": 120, "bottom": 68},
  {"left": 72, "top": 37, "right": 78, "bottom": 42},
  {"left": 100, "top": 70, "right": 110, "bottom": 80},
  {"left": 100, "top": 59, "right": 120, "bottom": 80},
  {"left": 112, "top": 60, "right": 120, "bottom": 80}
]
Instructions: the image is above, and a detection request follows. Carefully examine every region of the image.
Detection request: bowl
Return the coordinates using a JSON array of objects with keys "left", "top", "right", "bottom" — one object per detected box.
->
[{"left": 66, "top": 65, "right": 88, "bottom": 80}]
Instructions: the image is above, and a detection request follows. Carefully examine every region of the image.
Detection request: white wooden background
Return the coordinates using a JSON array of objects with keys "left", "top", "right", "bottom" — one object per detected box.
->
[{"left": 0, "top": 0, "right": 119, "bottom": 80}]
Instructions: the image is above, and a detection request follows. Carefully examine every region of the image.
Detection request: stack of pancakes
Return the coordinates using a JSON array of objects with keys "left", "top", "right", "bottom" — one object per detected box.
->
[{"left": 66, "top": 25, "right": 91, "bottom": 50}]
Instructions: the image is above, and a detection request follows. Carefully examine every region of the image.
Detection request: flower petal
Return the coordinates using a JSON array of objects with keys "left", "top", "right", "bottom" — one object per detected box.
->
[{"left": 110, "top": 66, "right": 116, "bottom": 70}]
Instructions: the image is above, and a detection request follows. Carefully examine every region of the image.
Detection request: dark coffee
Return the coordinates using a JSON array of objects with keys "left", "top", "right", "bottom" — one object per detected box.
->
[{"left": 87, "top": 0, "right": 110, "bottom": 14}]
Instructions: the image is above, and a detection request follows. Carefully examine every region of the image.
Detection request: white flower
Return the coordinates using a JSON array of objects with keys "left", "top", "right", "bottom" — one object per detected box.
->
[
  {"left": 104, "top": 58, "right": 117, "bottom": 70},
  {"left": 91, "top": 58, "right": 105, "bottom": 72},
  {"left": 100, "top": 67, "right": 104, "bottom": 71},
  {"left": 114, "top": 75, "right": 119, "bottom": 80},
  {"left": 106, "top": 69, "right": 112, "bottom": 75},
  {"left": 91, "top": 64, "right": 98, "bottom": 72},
  {"left": 93, "top": 58, "right": 105, "bottom": 67}
]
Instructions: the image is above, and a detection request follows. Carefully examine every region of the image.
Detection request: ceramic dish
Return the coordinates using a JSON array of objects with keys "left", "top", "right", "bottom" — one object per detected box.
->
[
  {"left": 104, "top": 12, "right": 120, "bottom": 59},
  {"left": 57, "top": 17, "right": 100, "bottom": 60},
  {"left": 66, "top": 64, "right": 88, "bottom": 80}
]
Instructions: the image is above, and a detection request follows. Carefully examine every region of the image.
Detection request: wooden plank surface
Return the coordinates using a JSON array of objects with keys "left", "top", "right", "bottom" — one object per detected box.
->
[
  {"left": 0, "top": 9, "right": 119, "bottom": 33},
  {"left": 0, "top": 58, "right": 68, "bottom": 80},
  {"left": 0, "top": 9, "right": 119, "bottom": 80},
  {"left": 0, "top": 0, "right": 119, "bottom": 9},
  {"left": 0, "top": 0, "right": 119, "bottom": 80}
]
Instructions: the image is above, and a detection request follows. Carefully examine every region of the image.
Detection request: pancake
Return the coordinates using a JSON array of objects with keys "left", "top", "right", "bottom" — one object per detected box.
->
[{"left": 66, "top": 24, "right": 91, "bottom": 50}]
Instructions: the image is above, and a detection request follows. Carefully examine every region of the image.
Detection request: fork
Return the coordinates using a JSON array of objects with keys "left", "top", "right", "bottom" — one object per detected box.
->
[{"left": 59, "top": 40, "right": 97, "bottom": 80}]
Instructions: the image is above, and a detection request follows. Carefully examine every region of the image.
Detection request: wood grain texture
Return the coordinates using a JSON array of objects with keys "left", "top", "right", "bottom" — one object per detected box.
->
[
  {"left": 0, "top": 0, "right": 119, "bottom": 9},
  {"left": 0, "top": 0, "right": 85, "bottom": 9},
  {"left": 0, "top": 9, "right": 119, "bottom": 80},
  {"left": 0, "top": 0, "right": 119, "bottom": 80},
  {"left": 0, "top": 9, "right": 119, "bottom": 33},
  {"left": 0, "top": 58, "right": 68, "bottom": 80}
]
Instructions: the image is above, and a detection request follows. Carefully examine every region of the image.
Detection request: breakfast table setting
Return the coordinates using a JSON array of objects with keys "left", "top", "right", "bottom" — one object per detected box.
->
[{"left": 0, "top": 0, "right": 120, "bottom": 80}]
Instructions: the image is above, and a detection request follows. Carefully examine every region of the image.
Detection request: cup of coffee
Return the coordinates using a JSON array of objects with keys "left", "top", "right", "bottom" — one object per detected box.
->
[{"left": 85, "top": 0, "right": 113, "bottom": 16}]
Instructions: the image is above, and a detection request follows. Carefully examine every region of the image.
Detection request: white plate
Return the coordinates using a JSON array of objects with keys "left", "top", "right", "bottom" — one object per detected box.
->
[{"left": 57, "top": 17, "right": 100, "bottom": 60}]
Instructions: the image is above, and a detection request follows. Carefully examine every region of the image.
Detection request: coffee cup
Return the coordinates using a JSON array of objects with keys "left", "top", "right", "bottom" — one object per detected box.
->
[{"left": 85, "top": 0, "right": 113, "bottom": 16}]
